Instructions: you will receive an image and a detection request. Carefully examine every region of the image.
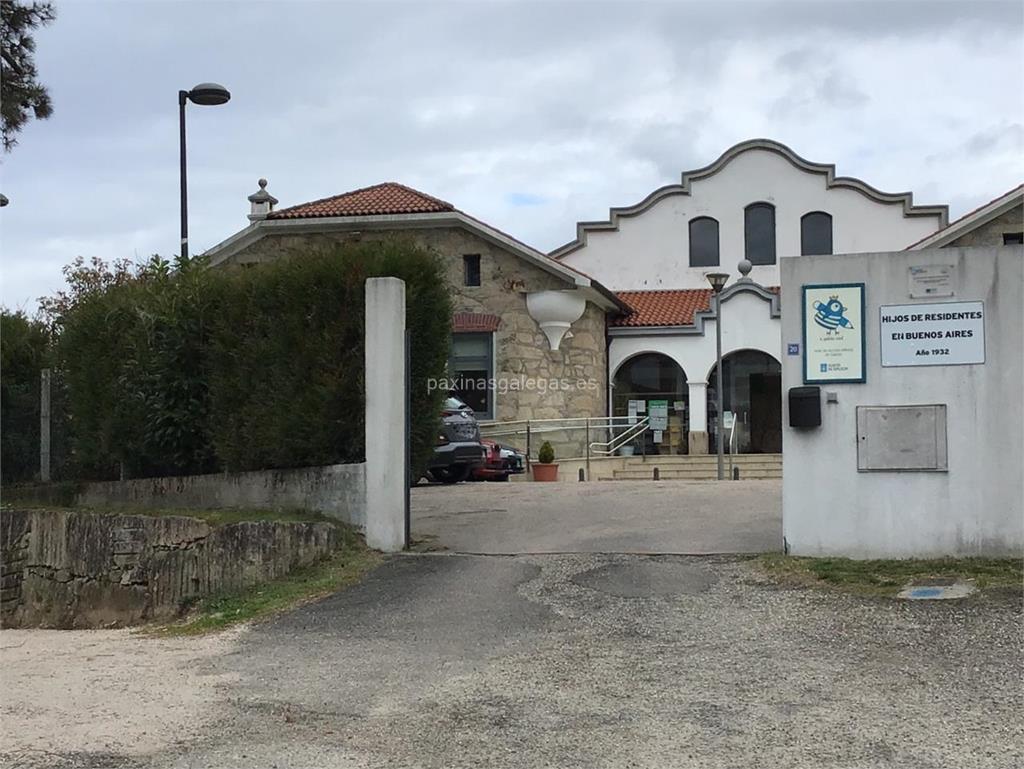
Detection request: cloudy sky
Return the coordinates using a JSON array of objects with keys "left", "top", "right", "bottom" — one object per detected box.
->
[{"left": 1, "top": 0, "right": 1021, "bottom": 310}]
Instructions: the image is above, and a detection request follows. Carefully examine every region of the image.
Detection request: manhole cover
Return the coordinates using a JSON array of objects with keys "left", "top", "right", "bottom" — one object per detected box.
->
[
  {"left": 572, "top": 560, "right": 717, "bottom": 598},
  {"left": 897, "top": 581, "right": 975, "bottom": 600}
]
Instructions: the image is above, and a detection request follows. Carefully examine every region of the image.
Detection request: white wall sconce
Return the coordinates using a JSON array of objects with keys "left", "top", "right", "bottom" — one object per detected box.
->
[{"left": 526, "top": 290, "right": 586, "bottom": 351}]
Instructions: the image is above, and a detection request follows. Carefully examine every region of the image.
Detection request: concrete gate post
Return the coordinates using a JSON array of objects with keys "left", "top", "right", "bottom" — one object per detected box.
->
[{"left": 365, "top": 277, "right": 407, "bottom": 552}]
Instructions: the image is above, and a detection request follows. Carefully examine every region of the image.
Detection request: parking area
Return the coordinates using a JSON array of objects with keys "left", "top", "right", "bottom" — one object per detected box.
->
[{"left": 411, "top": 479, "right": 782, "bottom": 555}]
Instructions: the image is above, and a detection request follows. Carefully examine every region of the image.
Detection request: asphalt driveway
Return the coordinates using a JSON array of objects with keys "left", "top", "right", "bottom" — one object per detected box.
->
[
  {"left": 411, "top": 479, "right": 782, "bottom": 554},
  {"left": 6, "top": 480, "right": 1020, "bottom": 769},
  {"left": 7, "top": 552, "right": 1019, "bottom": 769}
]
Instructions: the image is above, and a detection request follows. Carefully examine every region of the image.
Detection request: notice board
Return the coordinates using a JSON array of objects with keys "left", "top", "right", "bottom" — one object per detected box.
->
[{"left": 879, "top": 301, "right": 985, "bottom": 367}]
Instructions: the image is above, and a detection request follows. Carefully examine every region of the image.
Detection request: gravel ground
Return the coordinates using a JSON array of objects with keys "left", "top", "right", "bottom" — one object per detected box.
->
[
  {"left": 3, "top": 553, "right": 1020, "bottom": 769},
  {"left": 0, "top": 626, "right": 244, "bottom": 768}
]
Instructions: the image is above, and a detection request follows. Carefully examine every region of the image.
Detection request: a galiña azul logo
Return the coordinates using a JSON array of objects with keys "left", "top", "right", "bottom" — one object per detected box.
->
[{"left": 813, "top": 295, "right": 854, "bottom": 334}]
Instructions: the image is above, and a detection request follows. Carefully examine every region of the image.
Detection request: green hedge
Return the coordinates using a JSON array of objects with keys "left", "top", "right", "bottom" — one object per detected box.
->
[
  {"left": 44, "top": 238, "right": 451, "bottom": 480},
  {"left": 1, "top": 311, "right": 49, "bottom": 482}
]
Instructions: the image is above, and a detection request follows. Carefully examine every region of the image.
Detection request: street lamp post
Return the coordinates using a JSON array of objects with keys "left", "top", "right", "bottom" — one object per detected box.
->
[
  {"left": 178, "top": 82, "right": 230, "bottom": 261},
  {"left": 706, "top": 271, "right": 730, "bottom": 480}
]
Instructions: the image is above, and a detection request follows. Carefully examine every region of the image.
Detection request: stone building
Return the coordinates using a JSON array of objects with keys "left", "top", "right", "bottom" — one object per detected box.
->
[
  {"left": 204, "top": 181, "right": 626, "bottom": 442},
  {"left": 907, "top": 184, "right": 1023, "bottom": 250}
]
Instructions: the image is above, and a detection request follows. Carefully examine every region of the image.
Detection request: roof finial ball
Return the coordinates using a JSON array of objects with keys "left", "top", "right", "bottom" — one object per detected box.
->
[
  {"left": 737, "top": 258, "right": 753, "bottom": 280},
  {"left": 258, "top": 178, "right": 268, "bottom": 189}
]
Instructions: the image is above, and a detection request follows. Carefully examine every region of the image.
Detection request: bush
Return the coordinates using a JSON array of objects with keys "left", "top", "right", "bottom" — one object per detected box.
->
[
  {"left": 208, "top": 238, "right": 451, "bottom": 474},
  {"left": 1, "top": 311, "right": 48, "bottom": 482},
  {"left": 538, "top": 441, "right": 555, "bottom": 464},
  {"left": 51, "top": 256, "right": 219, "bottom": 479},
  {"left": 46, "top": 238, "right": 451, "bottom": 480}
]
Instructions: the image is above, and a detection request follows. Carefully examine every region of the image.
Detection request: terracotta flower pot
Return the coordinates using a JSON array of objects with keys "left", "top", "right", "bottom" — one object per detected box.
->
[{"left": 532, "top": 462, "right": 559, "bottom": 482}]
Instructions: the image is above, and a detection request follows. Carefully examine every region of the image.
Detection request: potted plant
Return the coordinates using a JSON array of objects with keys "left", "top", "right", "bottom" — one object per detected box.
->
[{"left": 532, "top": 441, "right": 559, "bottom": 482}]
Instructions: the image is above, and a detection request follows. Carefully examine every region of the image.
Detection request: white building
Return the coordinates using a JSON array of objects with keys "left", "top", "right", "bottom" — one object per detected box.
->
[{"left": 552, "top": 139, "right": 949, "bottom": 456}]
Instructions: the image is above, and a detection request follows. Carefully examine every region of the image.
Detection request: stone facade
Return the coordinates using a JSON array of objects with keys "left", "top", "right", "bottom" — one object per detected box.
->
[
  {"left": 221, "top": 226, "right": 610, "bottom": 457},
  {"left": 946, "top": 203, "right": 1023, "bottom": 247}
]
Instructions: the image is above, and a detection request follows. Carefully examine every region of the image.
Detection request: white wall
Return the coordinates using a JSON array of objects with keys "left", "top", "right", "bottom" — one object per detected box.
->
[
  {"left": 609, "top": 291, "right": 781, "bottom": 382},
  {"left": 780, "top": 246, "right": 1023, "bottom": 558},
  {"left": 561, "top": 147, "right": 943, "bottom": 290}
]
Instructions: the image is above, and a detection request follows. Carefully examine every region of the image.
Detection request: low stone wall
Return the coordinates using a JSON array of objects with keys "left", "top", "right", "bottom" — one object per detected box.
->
[
  {"left": 74, "top": 463, "right": 366, "bottom": 529},
  {"left": 1, "top": 508, "right": 340, "bottom": 628}
]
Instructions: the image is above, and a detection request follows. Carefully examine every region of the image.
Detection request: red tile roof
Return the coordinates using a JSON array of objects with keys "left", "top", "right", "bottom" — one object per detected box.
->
[
  {"left": 611, "top": 287, "right": 779, "bottom": 327},
  {"left": 260, "top": 180, "right": 631, "bottom": 311},
  {"left": 453, "top": 312, "right": 501, "bottom": 333},
  {"left": 268, "top": 182, "right": 455, "bottom": 220},
  {"left": 611, "top": 289, "right": 713, "bottom": 327}
]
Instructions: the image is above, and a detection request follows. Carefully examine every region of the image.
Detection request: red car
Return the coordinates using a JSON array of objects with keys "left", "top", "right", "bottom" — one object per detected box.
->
[{"left": 470, "top": 439, "right": 526, "bottom": 482}]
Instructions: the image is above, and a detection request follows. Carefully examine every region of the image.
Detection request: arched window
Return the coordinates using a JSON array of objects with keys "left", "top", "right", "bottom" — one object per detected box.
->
[
  {"left": 744, "top": 203, "right": 776, "bottom": 265},
  {"left": 801, "top": 211, "right": 833, "bottom": 256},
  {"left": 689, "top": 217, "right": 720, "bottom": 267},
  {"left": 612, "top": 353, "right": 689, "bottom": 455}
]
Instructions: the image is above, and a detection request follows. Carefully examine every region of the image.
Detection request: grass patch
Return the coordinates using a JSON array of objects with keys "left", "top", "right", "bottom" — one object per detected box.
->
[
  {"left": 152, "top": 526, "right": 382, "bottom": 636},
  {"left": 0, "top": 499, "right": 330, "bottom": 528},
  {"left": 759, "top": 554, "right": 1023, "bottom": 597}
]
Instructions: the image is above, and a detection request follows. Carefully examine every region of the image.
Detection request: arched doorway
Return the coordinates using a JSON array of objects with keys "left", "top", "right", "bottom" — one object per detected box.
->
[
  {"left": 612, "top": 353, "right": 689, "bottom": 454},
  {"left": 707, "top": 350, "right": 782, "bottom": 454}
]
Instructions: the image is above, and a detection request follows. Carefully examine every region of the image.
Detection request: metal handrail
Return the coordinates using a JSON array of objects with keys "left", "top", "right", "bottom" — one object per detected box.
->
[
  {"left": 588, "top": 417, "right": 650, "bottom": 456},
  {"left": 478, "top": 415, "right": 639, "bottom": 430},
  {"left": 477, "top": 415, "right": 654, "bottom": 477},
  {"left": 478, "top": 415, "right": 641, "bottom": 440}
]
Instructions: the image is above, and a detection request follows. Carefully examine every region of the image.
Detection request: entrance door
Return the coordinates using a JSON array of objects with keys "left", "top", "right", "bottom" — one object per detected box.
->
[
  {"left": 708, "top": 350, "right": 782, "bottom": 454},
  {"left": 748, "top": 371, "right": 782, "bottom": 453}
]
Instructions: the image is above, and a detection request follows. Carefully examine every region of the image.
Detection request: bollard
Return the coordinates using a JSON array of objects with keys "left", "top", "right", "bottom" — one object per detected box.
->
[
  {"left": 578, "top": 468, "right": 585, "bottom": 482},
  {"left": 653, "top": 467, "right": 660, "bottom": 481},
  {"left": 733, "top": 466, "right": 740, "bottom": 481}
]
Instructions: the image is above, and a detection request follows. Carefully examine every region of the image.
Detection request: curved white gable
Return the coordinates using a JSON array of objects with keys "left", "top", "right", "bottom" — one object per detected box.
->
[{"left": 555, "top": 140, "right": 948, "bottom": 291}]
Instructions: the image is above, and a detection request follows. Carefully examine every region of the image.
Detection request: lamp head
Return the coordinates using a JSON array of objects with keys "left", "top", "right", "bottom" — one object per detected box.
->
[
  {"left": 187, "top": 82, "right": 231, "bottom": 106},
  {"left": 705, "top": 272, "right": 729, "bottom": 293}
]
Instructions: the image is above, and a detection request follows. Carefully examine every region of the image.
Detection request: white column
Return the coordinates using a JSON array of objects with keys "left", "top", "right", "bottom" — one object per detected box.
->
[
  {"left": 687, "top": 380, "right": 709, "bottom": 454},
  {"left": 365, "top": 277, "right": 407, "bottom": 552},
  {"left": 688, "top": 381, "right": 708, "bottom": 432}
]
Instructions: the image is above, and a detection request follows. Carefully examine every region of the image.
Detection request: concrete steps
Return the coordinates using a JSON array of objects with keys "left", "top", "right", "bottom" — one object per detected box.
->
[{"left": 600, "top": 454, "right": 782, "bottom": 481}]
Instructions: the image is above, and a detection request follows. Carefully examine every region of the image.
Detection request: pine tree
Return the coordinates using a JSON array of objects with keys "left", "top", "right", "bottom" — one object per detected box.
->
[{"left": 1, "top": 0, "right": 56, "bottom": 152}]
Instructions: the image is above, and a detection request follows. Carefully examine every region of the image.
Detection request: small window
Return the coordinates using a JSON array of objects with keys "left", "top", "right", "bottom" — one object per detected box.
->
[
  {"left": 689, "top": 217, "right": 720, "bottom": 267},
  {"left": 744, "top": 203, "right": 776, "bottom": 265},
  {"left": 1003, "top": 232, "right": 1023, "bottom": 245},
  {"left": 449, "top": 332, "right": 493, "bottom": 418},
  {"left": 463, "top": 254, "right": 481, "bottom": 286},
  {"left": 801, "top": 211, "right": 833, "bottom": 255}
]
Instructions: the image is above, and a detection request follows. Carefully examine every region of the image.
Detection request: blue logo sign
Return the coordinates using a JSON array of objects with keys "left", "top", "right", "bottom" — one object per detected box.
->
[
  {"left": 787, "top": 343, "right": 800, "bottom": 356},
  {"left": 813, "top": 296, "right": 854, "bottom": 333},
  {"left": 820, "top": 363, "right": 828, "bottom": 373}
]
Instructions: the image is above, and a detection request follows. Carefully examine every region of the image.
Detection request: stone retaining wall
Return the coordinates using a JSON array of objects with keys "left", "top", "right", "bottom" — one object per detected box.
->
[{"left": 0, "top": 509, "right": 340, "bottom": 628}]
